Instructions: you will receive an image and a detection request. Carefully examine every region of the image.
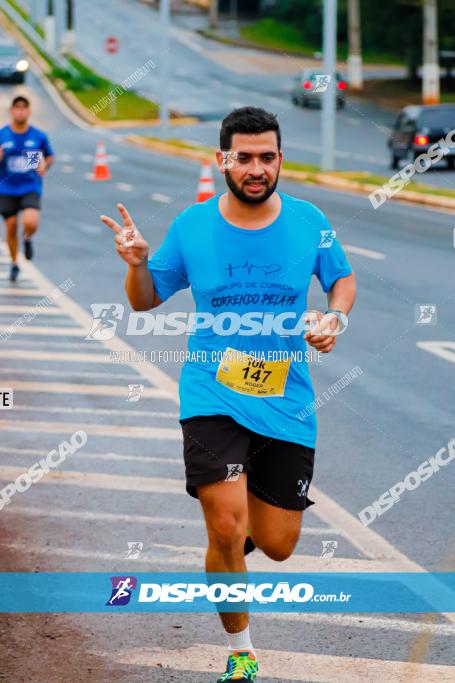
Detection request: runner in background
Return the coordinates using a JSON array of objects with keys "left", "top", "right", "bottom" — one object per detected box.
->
[{"left": 0, "top": 95, "right": 54, "bottom": 282}]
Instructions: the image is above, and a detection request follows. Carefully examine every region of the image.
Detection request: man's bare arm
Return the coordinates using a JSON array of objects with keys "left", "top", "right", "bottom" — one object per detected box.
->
[
  {"left": 100, "top": 203, "right": 163, "bottom": 311},
  {"left": 327, "top": 271, "right": 356, "bottom": 314},
  {"left": 125, "top": 261, "right": 162, "bottom": 311}
]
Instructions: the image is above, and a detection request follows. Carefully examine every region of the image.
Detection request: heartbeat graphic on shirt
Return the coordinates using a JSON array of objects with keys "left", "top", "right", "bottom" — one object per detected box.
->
[{"left": 225, "top": 260, "right": 282, "bottom": 277}]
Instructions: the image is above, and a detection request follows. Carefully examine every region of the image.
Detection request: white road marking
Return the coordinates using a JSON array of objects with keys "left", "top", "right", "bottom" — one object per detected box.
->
[
  {"left": 150, "top": 192, "right": 171, "bottom": 203},
  {"left": 0, "top": 421, "right": 182, "bottom": 440},
  {"left": 6, "top": 381, "right": 172, "bottom": 398},
  {"left": 0, "top": 467, "right": 184, "bottom": 495},
  {"left": 343, "top": 244, "right": 386, "bottom": 260},
  {"left": 0, "top": 288, "right": 47, "bottom": 296},
  {"left": 0, "top": 325, "right": 86, "bottom": 336},
  {"left": 93, "top": 644, "right": 455, "bottom": 682},
  {"left": 61, "top": 165, "right": 74, "bottom": 174},
  {"left": 13, "top": 250, "right": 179, "bottom": 400},
  {"left": 2, "top": 504, "right": 335, "bottom": 537},
  {"left": 262, "top": 612, "right": 455, "bottom": 636},
  {"left": 0, "top": 350, "right": 114, "bottom": 363},
  {"left": 9, "top": 404, "right": 179, "bottom": 418},
  {"left": 0, "top": 447, "right": 181, "bottom": 465},
  {"left": 0, "top": 533, "right": 409, "bottom": 572},
  {"left": 77, "top": 223, "right": 100, "bottom": 235},
  {"left": 0, "top": 305, "right": 63, "bottom": 315},
  {"left": 116, "top": 182, "right": 133, "bottom": 192},
  {"left": 417, "top": 341, "right": 455, "bottom": 364},
  {"left": 0, "top": 368, "right": 145, "bottom": 381}
]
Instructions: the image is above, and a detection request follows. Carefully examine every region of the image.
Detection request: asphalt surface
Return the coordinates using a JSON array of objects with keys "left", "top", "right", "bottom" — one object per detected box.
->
[
  {"left": 20, "top": 0, "right": 452, "bottom": 191},
  {"left": 0, "top": 32, "right": 454, "bottom": 683}
]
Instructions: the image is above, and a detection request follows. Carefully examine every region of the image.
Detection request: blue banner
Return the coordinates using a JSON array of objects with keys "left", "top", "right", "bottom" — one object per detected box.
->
[{"left": 1, "top": 572, "right": 454, "bottom": 613}]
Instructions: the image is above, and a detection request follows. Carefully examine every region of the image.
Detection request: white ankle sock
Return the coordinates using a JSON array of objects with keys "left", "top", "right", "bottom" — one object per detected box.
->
[{"left": 227, "top": 625, "right": 255, "bottom": 655}]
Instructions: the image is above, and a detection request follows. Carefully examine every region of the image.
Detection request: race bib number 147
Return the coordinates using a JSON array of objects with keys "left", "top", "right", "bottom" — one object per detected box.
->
[{"left": 215, "top": 347, "right": 291, "bottom": 397}]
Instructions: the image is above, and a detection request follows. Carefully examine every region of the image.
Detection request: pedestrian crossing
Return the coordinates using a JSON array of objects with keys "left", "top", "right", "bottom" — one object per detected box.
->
[{"left": 0, "top": 242, "right": 454, "bottom": 681}]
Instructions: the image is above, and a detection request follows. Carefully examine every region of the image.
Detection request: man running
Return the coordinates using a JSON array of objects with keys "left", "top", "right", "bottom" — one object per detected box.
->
[
  {"left": 101, "top": 107, "right": 356, "bottom": 682},
  {"left": 0, "top": 95, "right": 54, "bottom": 282}
]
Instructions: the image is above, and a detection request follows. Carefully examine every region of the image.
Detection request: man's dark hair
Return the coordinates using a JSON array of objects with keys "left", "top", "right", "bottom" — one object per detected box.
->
[
  {"left": 220, "top": 106, "right": 281, "bottom": 151},
  {"left": 12, "top": 95, "right": 30, "bottom": 108}
]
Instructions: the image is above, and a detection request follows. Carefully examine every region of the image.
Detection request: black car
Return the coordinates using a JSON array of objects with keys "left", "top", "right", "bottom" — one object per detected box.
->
[
  {"left": 388, "top": 104, "right": 455, "bottom": 170},
  {"left": 0, "top": 41, "right": 29, "bottom": 84}
]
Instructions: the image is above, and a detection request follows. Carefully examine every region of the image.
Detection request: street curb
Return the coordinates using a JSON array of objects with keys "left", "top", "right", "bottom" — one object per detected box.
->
[{"left": 126, "top": 134, "right": 455, "bottom": 210}]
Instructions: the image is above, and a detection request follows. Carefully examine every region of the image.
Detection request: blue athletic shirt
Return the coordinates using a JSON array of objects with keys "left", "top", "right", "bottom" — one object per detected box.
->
[
  {"left": 148, "top": 192, "right": 352, "bottom": 448},
  {"left": 0, "top": 125, "right": 54, "bottom": 196}
]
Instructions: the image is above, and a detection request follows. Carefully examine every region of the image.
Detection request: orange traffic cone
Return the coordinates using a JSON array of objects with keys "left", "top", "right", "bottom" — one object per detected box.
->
[
  {"left": 91, "top": 140, "right": 112, "bottom": 181},
  {"left": 196, "top": 160, "right": 215, "bottom": 202}
]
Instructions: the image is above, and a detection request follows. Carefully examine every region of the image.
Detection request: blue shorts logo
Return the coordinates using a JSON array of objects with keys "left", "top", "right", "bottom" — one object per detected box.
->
[{"left": 106, "top": 576, "right": 137, "bottom": 606}]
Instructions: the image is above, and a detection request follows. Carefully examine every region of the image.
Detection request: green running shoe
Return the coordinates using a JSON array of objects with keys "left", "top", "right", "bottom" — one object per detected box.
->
[{"left": 217, "top": 649, "right": 258, "bottom": 682}]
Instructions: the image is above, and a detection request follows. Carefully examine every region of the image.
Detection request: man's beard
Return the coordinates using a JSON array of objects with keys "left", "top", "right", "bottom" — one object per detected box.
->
[{"left": 225, "top": 170, "right": 279, "bottom": 205}]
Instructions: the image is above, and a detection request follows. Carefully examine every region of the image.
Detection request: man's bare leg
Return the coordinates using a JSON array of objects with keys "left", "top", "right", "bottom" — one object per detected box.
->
[
  {"left": 5, "top": 214, "right": 18, "bottom": 263},
  {"left": 198, "top": 474, "right": 249, "bottom": 634}
]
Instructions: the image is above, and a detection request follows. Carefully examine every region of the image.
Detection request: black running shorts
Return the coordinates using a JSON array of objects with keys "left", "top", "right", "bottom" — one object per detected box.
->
[
  {"left": 0, "top": 191, "right": 41, "bottom": 219},
  {"left": 180, "top": 414, "right": 315, "bottom": 511}
]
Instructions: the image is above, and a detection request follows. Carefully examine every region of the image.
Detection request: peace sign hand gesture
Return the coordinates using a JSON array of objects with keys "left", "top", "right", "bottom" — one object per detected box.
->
[{"left": 100, "top": 203, "right": 150, "bottom": 267}]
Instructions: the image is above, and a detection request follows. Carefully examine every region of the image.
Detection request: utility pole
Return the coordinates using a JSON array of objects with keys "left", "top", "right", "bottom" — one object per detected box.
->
[
  {"left": 160, "top": 0, "right": 171, "bottom": 140},
  {"left": 61, "top": 0, "right": 76, "bottom": 55},
  {"left": 347, "top": 0, "right": 362, "bottom": 91},
  {"left": 422, "top": 0, "right": 440, "bottom": 104},
  {"left": 29, "top": 0, "right": 37, "bottom": 27},
  {"left": 44, "top": 0, "right": 56, "bottom": 52},
  {"left": 321, "top": 0, "right": 337, "bottom": 171},
  {"left": 209, "top": 0, "right": 218, "bottom": 30}
]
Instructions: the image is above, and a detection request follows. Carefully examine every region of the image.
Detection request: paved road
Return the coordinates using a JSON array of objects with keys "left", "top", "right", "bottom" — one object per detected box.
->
[
  {"left": 28, "top": 0, "right": 454, "bottom": 191},
  {"left": 0, "top": 47, "right": 454, "bottom": 682}
]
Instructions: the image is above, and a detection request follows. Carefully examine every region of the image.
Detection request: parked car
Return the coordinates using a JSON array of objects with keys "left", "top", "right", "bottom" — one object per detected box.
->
[
  {"left": 0, "top": 41, "right": 29, "bottom": 84},
  {"left": 388, "top": 104, "right": 455, "bottom": 170},
  {"left": 291, "top": 70, "right": 347, "bottom": 109}
]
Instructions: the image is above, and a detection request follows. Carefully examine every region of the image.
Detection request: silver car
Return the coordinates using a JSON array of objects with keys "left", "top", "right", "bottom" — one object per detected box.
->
[{"left": 291, "top": 70, "right": 347, "bottom": 109}]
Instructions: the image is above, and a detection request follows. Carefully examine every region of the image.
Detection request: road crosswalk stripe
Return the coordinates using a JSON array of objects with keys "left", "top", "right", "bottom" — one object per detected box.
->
[
  {"left": 0, "top": 368, "right": 151, "bottom": 380},
  {"left": 0, "top": 288, "right": 47, "bottom": 296},
  {"left": 0, "top": 446, "right": 182, "bottom": 464},
  {"left": 0, "top": 324, "right": 84, "bottom": 336},
  {"left": 2, "top": 504, "right": 337, "bottom": 537},
  {"left": 0, "top": 421, "right": 182, "bottom": 439},
  {"left": 5, "top": 381, "right": 171, "bottom": 398},
  {"left": 0, "top": 538, "right": 408, "bottom": 572},
  {"left": 0, "top": 350, "right": 114, "bottom": 363},
  {"left": 8, "top": 405, "right": 180, "bottom": 418},
  {"left": 0, "top": 305, "right": 63, "bottom": 314},
  {"left": 94, "top": 644, "right": 455, "bottom": 682}
]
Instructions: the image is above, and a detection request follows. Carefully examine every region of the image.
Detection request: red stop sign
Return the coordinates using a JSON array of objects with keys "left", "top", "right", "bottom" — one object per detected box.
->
[{"left": 105, "top": 36, "right": 119, "bottom": 54}]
